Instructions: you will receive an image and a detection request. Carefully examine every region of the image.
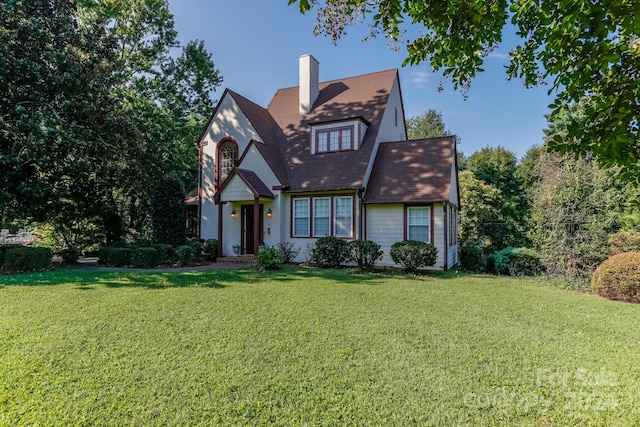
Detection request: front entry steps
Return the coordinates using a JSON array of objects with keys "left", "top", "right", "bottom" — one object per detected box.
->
[{"left": 217, "top": 255, "right": 256, "bottom": 265}]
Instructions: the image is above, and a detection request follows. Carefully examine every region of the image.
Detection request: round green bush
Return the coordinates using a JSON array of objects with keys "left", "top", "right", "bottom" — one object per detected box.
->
[
  {"left": 3, "top": 247, "right": 52, "bottom": 272},
  {"left": 176, "top": 245, "right": 193, "bottom": 266},
  {"left": 389, "top": 240, "right": 438, "bottom": 273},
  {"left": 60, "top": 248, "right": 81, "bottom": 263},
  {"left": 591, "top": 252, "right": 640, "bottom": 303},
  {"left": 494, "top": 247, "right": 545, "bottom": 276},
  {"left": 348, "top": 240, "right": 383, "bottom": 271},
  {"left": 312, "top": 236, "right": 349, "bottom": 268},
  {"left": 203, "top": 239, "right": 218, "bottom": 261},
  {"left": 131, "top": 247, "right": 160, "bottom": 268},
  {"left": 256, "top": 247, "right": 280, "bottom": 271}
]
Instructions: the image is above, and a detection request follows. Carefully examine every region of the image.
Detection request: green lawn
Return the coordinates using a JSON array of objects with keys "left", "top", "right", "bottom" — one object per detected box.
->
[{"left": 1, "top": 266, "right": 639, "bottom": 426}]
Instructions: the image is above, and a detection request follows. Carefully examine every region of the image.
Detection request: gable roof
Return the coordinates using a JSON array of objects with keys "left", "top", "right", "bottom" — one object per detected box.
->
[
  {"left": 215, "top": 168, "right": 275, "bottom": 202},
  {"left": 365, "top": 136, "right": 457, "bottom": 204},
  {"left": 267, "top": 69, "right": 399, "bottom": 192},
  {"left": 227, "top": 91, "right": 288, "bottom": 185}
]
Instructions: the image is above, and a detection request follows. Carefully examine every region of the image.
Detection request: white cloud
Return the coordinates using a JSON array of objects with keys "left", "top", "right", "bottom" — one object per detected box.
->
[
  {"left": 486, "top": 51, "right": 508, "bottom": 59},
  {"left": 409, "top": 68, "right": 432, "bottom": 88}
]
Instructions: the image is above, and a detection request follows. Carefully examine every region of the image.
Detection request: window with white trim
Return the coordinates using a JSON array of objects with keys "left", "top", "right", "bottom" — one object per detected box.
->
[
  {"left": 291, "top": 195, "right": 354, "bottom": 238},
  {"left": 334, "top": 196, "right": 353, "bottom": 238},
  {"left": 315, "top": 126, "right": 354, "bottom": 153},
  {"left": 313, "top": 197, "right": 331, "bottom": 237},
  {"left": 293, "top": 198, "right": 310, "bottom": 237},
  {"left": 218, "top": 140, "right": 237, "bottom": 183},
  {"left": 407, "top": 206, "right": 430, "bottom": 243}
]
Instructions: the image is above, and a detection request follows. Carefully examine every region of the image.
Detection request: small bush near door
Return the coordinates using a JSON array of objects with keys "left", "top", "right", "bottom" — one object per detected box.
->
[
  {"left": 256, "top": 247, "right": 280, "bottom": 271},
  {"left": 275, "top": 242, "right": 300, "bottom": 264},
  {"left": 348, "top": 240, "right": 383, "bottom": 271}
]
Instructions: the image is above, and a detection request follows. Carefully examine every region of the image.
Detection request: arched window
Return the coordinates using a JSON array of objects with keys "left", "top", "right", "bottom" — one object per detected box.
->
[{"left": 217, "top": 139, "right": 237, "bottom": 185}]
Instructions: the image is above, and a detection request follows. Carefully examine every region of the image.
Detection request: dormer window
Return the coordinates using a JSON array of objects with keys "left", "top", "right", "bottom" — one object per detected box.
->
[
  {"left": 316, "top": 126, "right": 353, "bottom": 153},
  {"left": 310, "top": 118, "right": 369, "bottom": 154}
]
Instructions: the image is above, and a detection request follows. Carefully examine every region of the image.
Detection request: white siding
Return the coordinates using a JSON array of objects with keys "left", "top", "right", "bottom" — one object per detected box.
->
[
  {"left": 199, "top": 92, "right": 262, "bottom": 239},
  {"left": 432, "top": 203, "right": 446, "bottom": 267},
  {"left": 365, "top": 204, "right": 404, "bottom": 266}
]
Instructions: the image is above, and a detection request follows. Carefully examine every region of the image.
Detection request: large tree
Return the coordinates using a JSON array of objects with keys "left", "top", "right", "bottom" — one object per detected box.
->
[
  {"left": 406, "top": 109, "right": 450, "bottom": 140},
  {"left": 0, "top": 0, "right": 128, "bottom": 244},
  {"left": 289, "top": 0, "right": 640, "bottom": 178}
]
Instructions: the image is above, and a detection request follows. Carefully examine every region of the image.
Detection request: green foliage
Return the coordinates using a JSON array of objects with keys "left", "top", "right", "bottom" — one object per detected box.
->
[
  {"left": 494, "top": 247, "right": 545, "bottom": 277},
  {"left": 109, "top": 248, "right": 132, "bottom": 267},
  {"left": 406, "top": 109, "right": 450, "bottom": 140},
  {"left": 389, "top": 240, "right": 438, "bottom": 273},
  {"left": 609, "top": 231, "right": 640, "bottom": 256},
  {"left": 312, "top": 236, "right": 349, "bottom": 268},
  {"left": 187, "top": 238, "right": 204, "bottom": 262},
  {"left": 203, "top": 239, "right": 218, "bottom": 261},
  {"left": 347, "top": 240, "right": 383, "bottom": 271},
  {"left": 458, "top": 170, "right": 503, "bottom": 249},
  {"left": 591, "top": 253, "right": 640, "bottom": 303},
  {"left": 256, "top": 247, "right": 281, "bottom": 272},
  {"left": 459, "top": 242, "right": 485, "bottom": 272},
  {"left": 152, "top": 244, "right": 175, "bottom": 265},
  {"left": 59, "top": 248, "right": 81, "bottom": 264},
  {"left": 131, "top": 247, "right": 160, "bottom": 269},
  {"left": 274, "top": 241, "right": 300, "bottom": 264},
  {"left": 290, "top": 0, "right": 639, "bottom": 177},
  {"left": 530, "top": 150, "right": 624, "bottom": 278},
  {"left": 152, "top": 173, "right": 186, "bottom": 246},
  {"left": 2, "top": 247, "right": 52, "bottom": 272},
  {"left": 176, "top": 245, "right": 192, "bottom": 266}
]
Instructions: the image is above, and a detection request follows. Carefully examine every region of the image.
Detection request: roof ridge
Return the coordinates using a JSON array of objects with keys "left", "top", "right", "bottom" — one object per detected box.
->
[{"left": 274, "top": 68, "right": 399, "bottom": 92}]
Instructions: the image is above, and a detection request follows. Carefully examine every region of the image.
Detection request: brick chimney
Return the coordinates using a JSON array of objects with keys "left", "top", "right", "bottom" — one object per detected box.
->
[{"left": 299, "top": 54, "right": 319, "bottom": 115}]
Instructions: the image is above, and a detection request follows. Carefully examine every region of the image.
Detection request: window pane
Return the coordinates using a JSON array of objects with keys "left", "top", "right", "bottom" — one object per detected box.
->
[
  {"left": 407, "top": 207, "right": 430, "bottom": 242},
  {"left": 219, "top": 141, "right": 237, "bottom": 182},
  {"left": 293, "top": 199, "right": 309, "bottom": 236},
  {"left": 313, "top": 198, "right": 330, "bottom": 236},
  {"left": 334, "top": 196, "right": 352, "bottom": 237},
  {"left": 341, "top": 129, "right": 352, "bottom": 150},
  {"left": 329, "top": 130, "right": 340, "bottom": 151},
  {"left": 318, "top": 132, "right": 328, "bottom": 152}
]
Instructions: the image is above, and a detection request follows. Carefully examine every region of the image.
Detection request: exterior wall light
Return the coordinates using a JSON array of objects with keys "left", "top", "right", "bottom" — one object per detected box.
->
[
  {"left": 231, "top": 209, "right": 236, "bottom": 218},
  {"left": 267, "top": 208, "right": 272, "bottom": 217}
]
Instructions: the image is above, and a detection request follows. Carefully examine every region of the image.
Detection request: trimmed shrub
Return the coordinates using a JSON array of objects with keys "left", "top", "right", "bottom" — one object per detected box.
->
[
  {"left": 0, "top": 245, "right": 11, "bottom": 267},
  {"left": 152, "top": 244, "right": 175, "bottom": 265},
  {"left": 176, "top": 245, "right": 193, "bottom": 266},
  {"left": 203, "top": 239, "right": 218, "bottom": 261},
  {"left": 591, "top": 252, "right": 640, "bottom": 303},
  {"left": 275, "top": 241, "right": 300, "bottom": 264},
  {"left": 3, "top": 247, "right": 52, "bottom": 272},
  {"left": 188, "top": 239, "right": 204, "bottom": 262},
  {"left": 109, "top": 247, "right": 132, "bottom": 267},
  {"left": 609, "top": 231, "right": 640, "bottom": 255},
  {"left": 485, "top": 252, "right": 497, "bottom": 274},
  {"left": 60, "top": 248, "right": 81, "bottom": 263},
  {"left": 460, "top": 242, "right": 485, "bottom": 272},
  {"left": 256, "top": 247, "right": 280, "bottom": 271},
  {"left": 389, "top": 240, "right": 438, "bottom": 273},
  {"left": 131, "top": 247, "right": 160, "bottom": 268},
  {"left": 347, "top": 240, "right": 383, "bottom": 271},
  {"left": 312, "top": 236, "right": 349, "bottom": 268},
  {"left": 494, "top": 247, "right": 545, "bottom": 276}
]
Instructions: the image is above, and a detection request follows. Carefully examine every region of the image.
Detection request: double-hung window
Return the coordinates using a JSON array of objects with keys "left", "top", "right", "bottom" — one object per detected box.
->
[
  {"left": 334, "top": 196, "right": 353, "bottom": 238},
  {"left": 291, "top": 195, "right": 354, "bottom": 238},
  {"left": 407, "top": 206, "right": 430, "bottom": 243},
  {"left": 313, "top": 197, "right": 331, "bottom": 237},
  {"left": 292, "top": 198, "right": 310, "bottom": 237}
]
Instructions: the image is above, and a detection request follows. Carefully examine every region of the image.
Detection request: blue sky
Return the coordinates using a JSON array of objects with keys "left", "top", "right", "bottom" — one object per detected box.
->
[{"left": 168, "top": 0, "right": 552, "bottom": 160}]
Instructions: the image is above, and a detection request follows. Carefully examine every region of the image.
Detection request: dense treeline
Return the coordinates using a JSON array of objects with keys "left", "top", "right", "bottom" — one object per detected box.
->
[
  {"left": 408, "top": 108, "right": 640, "bottom": 279},
  {"left": 1, "top": 0, "right": 221, "bottom": 252}
]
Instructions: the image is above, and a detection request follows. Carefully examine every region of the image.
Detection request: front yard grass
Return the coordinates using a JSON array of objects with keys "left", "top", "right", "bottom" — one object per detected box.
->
[{"left": 1, "top": 266, "right": 639, "bottom": 425}]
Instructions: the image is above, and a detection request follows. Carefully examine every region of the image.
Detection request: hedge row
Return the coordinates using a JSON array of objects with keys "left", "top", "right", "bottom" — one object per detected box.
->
[
  {"left": 98, "top": 239, "right": 218, "bottom": 268},
  {"left": 0, "top": 246, "right": 52, "bottom": 272}
]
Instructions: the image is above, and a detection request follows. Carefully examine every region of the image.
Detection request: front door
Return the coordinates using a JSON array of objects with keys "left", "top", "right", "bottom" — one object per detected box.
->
[{"left": 241, "top": 204, "right": 263, "bottom": 254}]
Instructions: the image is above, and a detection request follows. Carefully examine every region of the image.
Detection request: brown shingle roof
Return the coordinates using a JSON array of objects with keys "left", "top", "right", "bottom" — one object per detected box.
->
[
  {"left": 228, "top": 91, "right": 288, "bottom": 185},
  {"left": 267, "top": 69, "right": 398, "bottom": 192},
  {"left": 365, "top": 137, "right": 457, "bottom": 204}
]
